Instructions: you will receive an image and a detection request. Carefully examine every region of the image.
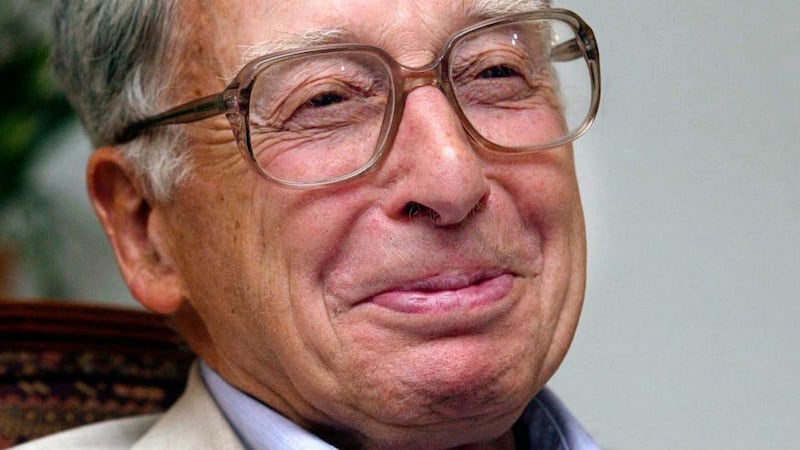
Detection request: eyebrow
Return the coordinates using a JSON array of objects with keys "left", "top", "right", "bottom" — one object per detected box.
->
[
  {"left": 236, "top": 0, "right": 548, "bottom": 70},
  {"left": 238, "top": 28, "right": 353, "bottom": 70},
  {"left": 466, "top": 0, "right": 548, "bottom": 20}
]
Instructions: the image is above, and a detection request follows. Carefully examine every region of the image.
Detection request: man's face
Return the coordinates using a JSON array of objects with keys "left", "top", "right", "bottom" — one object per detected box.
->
[{"left": 155, "top": 0, "right": 586, "bottom": 447}]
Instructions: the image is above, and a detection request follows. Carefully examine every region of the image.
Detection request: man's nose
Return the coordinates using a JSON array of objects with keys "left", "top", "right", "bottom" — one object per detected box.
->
[{"left": 379, "top": 86, "right": 489, "bottom": 226}]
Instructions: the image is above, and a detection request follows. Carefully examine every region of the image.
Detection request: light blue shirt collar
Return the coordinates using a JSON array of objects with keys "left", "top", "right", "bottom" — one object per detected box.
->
[
  {"left": 200, "top": 362, "right": 335, "bottom": 450},
  {"left": 200, "top": 360, "right": 599, "bottom": 450}
]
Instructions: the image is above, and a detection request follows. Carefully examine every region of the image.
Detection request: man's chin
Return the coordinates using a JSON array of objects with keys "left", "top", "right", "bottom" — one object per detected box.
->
[
  {"left": 333, "top": 403, "right": 524, "bottom": 450},
  {"left": 335, "top": 339, "right": 539, "bottom": 434}
]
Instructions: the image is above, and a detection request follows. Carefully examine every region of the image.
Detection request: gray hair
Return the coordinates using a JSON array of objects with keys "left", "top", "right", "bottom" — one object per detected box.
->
[{"left": 51, "top": 0, "right": 188, "bottom": 201}]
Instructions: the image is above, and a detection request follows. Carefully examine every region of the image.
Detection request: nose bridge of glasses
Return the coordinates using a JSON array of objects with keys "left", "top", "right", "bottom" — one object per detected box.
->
[{"left": 400, "top": 65, "right": 442, "bottom": 94}]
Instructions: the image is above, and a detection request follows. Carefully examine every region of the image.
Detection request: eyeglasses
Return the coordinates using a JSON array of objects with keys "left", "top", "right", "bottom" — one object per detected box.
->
[{"left": 115, "top": 8, "right": 601, "bottom": 188}]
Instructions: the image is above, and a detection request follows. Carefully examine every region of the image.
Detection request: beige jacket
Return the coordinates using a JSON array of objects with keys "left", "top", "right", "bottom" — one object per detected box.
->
[{"left": 13, "top": 364, "right": 244, "bottom": 450}]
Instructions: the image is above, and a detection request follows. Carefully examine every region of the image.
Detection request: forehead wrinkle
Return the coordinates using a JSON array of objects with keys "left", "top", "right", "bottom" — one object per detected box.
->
[{"left": 230, "top": 0, "right": 550, "bottom": 77}]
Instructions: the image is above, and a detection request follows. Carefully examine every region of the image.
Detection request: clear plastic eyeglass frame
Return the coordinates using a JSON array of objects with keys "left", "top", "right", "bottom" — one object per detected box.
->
[{"left": 114, "top": 8, "right": 601, "bottom": 189}]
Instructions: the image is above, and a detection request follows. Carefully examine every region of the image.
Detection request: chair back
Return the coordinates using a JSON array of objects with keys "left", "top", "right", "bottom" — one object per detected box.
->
[{"left": 0, "top": 299, "right": 194, "bottom": 448}]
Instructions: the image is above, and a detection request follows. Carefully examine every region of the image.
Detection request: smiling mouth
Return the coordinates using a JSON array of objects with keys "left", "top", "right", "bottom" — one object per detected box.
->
[{"left": 367, "top": 272, "right": 515, "bottom": 314}]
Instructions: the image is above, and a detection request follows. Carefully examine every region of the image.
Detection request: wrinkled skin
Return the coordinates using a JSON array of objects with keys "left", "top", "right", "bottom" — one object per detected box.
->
[{"left": 88, "top": 1, "right": 586, "bottom": 448}]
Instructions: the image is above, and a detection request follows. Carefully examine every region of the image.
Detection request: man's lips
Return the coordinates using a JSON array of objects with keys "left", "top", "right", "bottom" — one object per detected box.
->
[{"left": 367, "top": 272, "right": 515, "bottom": 314}]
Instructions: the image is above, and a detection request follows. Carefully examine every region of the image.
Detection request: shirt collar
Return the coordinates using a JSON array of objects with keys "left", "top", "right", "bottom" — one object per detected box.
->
[
  {"left": 200, "top": 360, "right": 598, "bottom": 450},
  {"left": 200, "top": 361, "right": 336, "bottom": 450}
]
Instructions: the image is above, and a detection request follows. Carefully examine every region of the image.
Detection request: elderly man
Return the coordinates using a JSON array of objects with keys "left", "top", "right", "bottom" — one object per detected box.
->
[{"left": 19, "top": 0, "right": 601, "bottom": 448}]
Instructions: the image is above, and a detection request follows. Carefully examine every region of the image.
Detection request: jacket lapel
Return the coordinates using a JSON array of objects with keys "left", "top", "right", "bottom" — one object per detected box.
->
[{"left": 133, "top": 362, "right": 244, "bottom": 450}]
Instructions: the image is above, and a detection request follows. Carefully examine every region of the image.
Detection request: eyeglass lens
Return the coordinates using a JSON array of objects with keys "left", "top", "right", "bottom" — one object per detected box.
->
[
  {"left": 247, "top": 50, "right": 392, "bottom": 184},
  {"left": 450, "top": 18, "right": 591, "bottom": 150},
  {"left": 246, "top": 17, "right": 592, "bottom": 185}
]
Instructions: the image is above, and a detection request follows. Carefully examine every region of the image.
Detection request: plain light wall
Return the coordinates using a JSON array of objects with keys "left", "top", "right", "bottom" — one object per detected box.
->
[
  {"left": 17, "top": 1, "right": 799, "bottom": 449},
  {"left": 550, "top": 1, "right": 799, "bottom": 449}
]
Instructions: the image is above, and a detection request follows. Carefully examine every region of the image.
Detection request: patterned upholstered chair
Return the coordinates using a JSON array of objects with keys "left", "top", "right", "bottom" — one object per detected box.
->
[{"left": 0, "top": 299, "right": 194, "bottom": 448}]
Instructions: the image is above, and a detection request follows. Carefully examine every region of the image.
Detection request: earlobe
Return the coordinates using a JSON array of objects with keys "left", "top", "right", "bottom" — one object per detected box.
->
[{"left": 87, "top": 147, "right": 185, "bottom": 314}]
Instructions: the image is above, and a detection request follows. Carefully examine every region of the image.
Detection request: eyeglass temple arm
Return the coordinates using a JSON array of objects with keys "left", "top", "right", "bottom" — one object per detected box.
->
[
  {"left": 114, "top": 93, "right": 228, "bottom": 144},
  {"left": 550, "top": 38, "right": 585, "bottom": 63}
]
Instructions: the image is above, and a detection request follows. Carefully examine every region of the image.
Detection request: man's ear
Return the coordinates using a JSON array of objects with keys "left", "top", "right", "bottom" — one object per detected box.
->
[{"left": 87, "top": 147, "right": 185, "bottom": 314}]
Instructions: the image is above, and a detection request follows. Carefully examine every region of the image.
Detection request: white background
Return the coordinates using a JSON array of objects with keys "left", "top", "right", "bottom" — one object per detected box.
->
[
  {"left": 550, "top": 1, "right": 799, "bottom": 448},
  {"left": 18, "top": 1, "right": 799, "bottom": 449}
]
